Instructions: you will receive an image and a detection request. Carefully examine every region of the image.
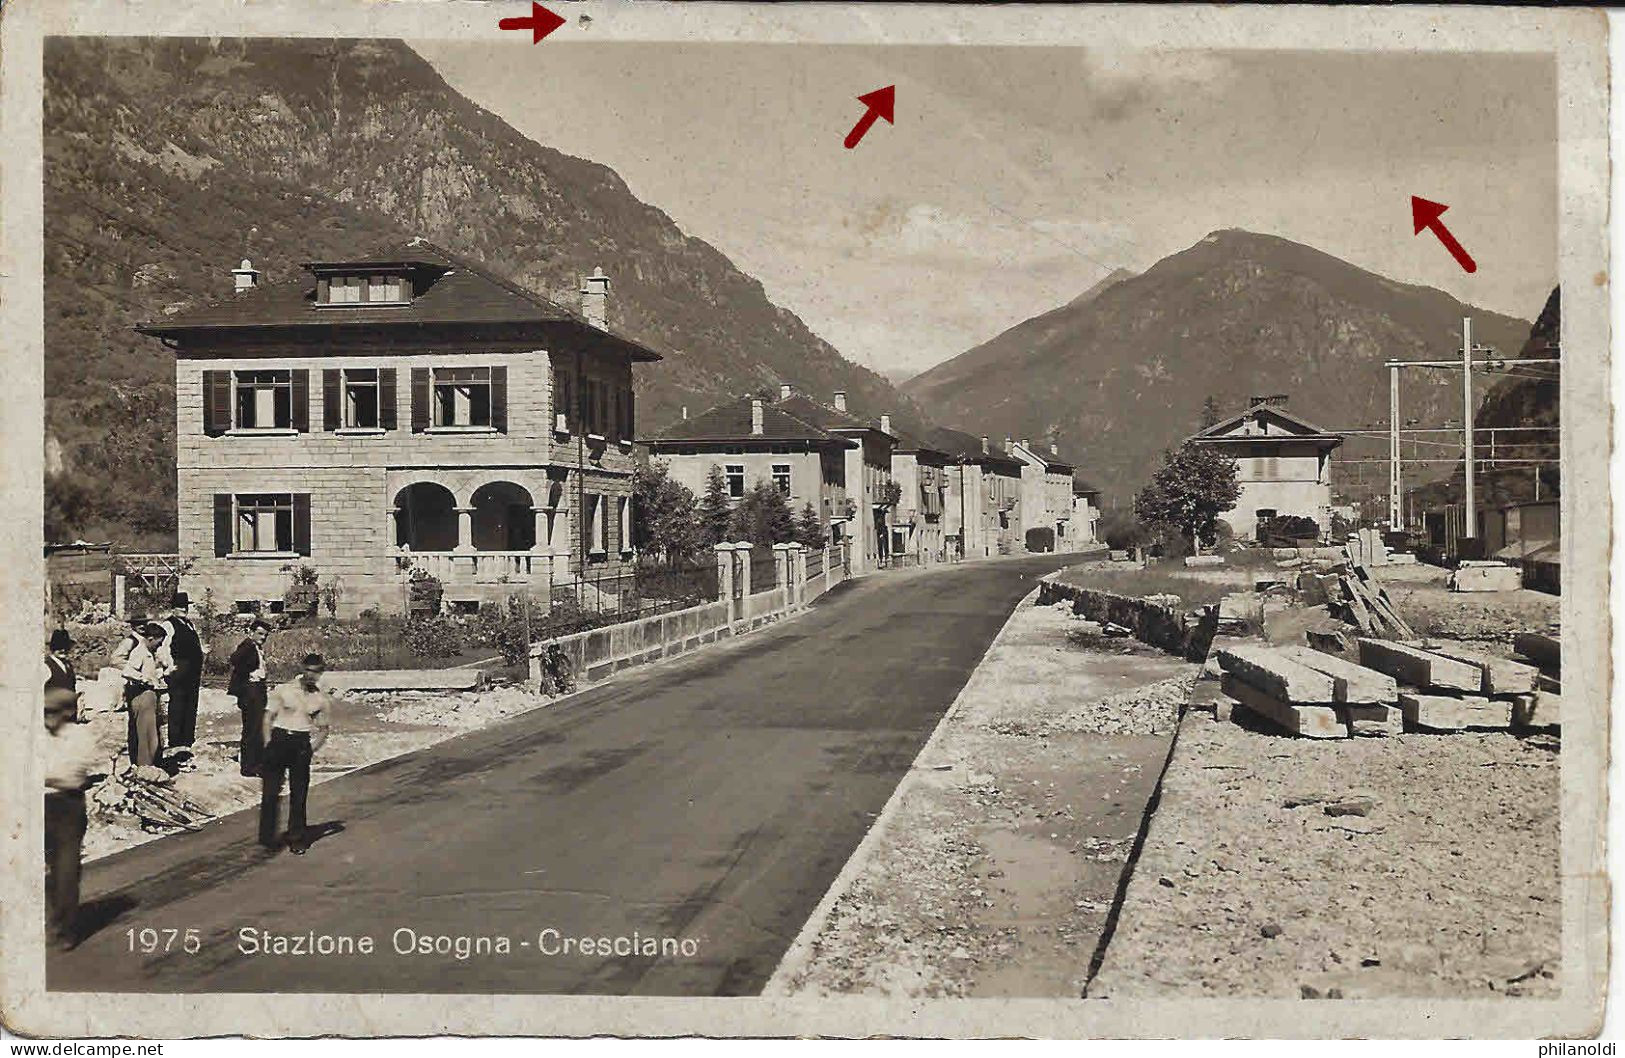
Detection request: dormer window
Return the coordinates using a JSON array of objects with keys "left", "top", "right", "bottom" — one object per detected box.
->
[{"left": 317, "top": 272, "right": 411, "bottom": 307}]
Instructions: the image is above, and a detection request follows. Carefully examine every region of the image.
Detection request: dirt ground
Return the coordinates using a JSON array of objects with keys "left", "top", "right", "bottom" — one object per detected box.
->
[
  {"left": 771, "top": 597, "right": 1198, "bottom": 998},
  {"left": 1376, "top": 562, "right": 1560, "bottom": 642},
  {"left": 1088, "top": 713, "right": 1559, "bottom": 999},
  {"left": 76, "top": 676, "right": 551, "bottom": 861}
]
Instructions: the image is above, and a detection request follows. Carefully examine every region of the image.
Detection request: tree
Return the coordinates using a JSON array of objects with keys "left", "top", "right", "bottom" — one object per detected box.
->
[
  {"left": 727, "top": 479, "right": 796, "bottom": 547},
  {"left": 1132, "top": 442, "right": 1241, "bottom": 555},
  {"left": 795, "top": 502, "right": 826, "bottom": 550},
  {"left": 632, "top": 460, "right": 700, "bottom": 562},
  {"left": 698, "top": 464, "right": 734, "bottom": 548},
  {"left": 1199, "top": 395, "right": 1222, "bottom": 430}
]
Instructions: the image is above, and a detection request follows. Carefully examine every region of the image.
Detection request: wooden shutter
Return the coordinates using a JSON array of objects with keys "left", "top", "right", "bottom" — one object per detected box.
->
[
  {"left": 322, "top": 370, "right": 341, "bottom": 431},
  {"left": 607, "top": 493, "right": 619, "bottom": 553},
  {"left": 490, "top": 365, "right": 508, "bottom": 433},
  {"left": 409, "top": 370, "right": 429, "bottom": 432},
  {"left": 624, "top": 387, "right": 635, "bottom": 441},
  {"left": 203, "top": 371, "right": 231, "bottom": 436},
  {"left": 292, "top": 494, "right": 312, "bottom": 556},
  {"left": 213, "top": 494, "right": 233, "bottom": 556},
  {"left": 291, "top": 370, "right": 310, "bottom": 432},
  {"left": 378, "top": 368, "right": 398, "bottom": 430}
]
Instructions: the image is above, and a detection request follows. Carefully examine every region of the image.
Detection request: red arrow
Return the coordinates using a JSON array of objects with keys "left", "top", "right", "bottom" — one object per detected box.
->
[
  {"left": 499, "top": 1, "right": 566, "bottom": 43},
  {"left": 1411, "top": 195, "right": 1476, "bottom": 274},
  {"left": 844, "top": 85, "right": 895, "bottom": 149}
]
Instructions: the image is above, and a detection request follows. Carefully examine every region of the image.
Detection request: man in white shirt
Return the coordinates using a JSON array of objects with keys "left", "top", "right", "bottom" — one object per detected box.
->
[
  {"left": 120, "top": 622, "right": 166, "bottom": 770},
  {"left": 259, "top": 653, "right": 333, "bottom": 855},
  {"left": 45, "top": 687, "right": 100, "bottom": 949}
]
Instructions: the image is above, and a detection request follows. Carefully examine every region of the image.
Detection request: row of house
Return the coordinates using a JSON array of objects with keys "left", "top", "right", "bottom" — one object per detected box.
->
[
  {"left": 140, "top": 244, "right": 1100, "bottom": 617},
  {"left": 646, "top": 391, "right": 1102, "bottom": 572}
]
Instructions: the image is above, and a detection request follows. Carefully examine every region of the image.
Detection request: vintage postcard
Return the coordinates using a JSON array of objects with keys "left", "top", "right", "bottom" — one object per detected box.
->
[{"left": 0, "top": 0, "right": 1610, "bottom": 1040}]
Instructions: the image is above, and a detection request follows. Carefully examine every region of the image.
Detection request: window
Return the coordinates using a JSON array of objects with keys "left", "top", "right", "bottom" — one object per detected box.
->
[
  {"left": 553, "top": 367, "right": 573, "bottom": 432},
  {"left": 327, "top": 276, "right": 363, "bottom": 304},
  {"left": 235, "top": 494, "right": 294, "bottom": 554},
  {"left": 320, "top": 273, "right": 408, "bottom": 305},
  {"left": 433, "top": 367, "right": 492, "bottom": 427},
  {"left": 235, "top": 371, "right": 292, "bottom": 430},
  {"left": 344, "top": 368, "right": 379, "bottom": 428},
  {"left": 582, "top": 378, "right": 601, "bottom": 434},
  {"left": 725, "top": 464, "right": 746, "bottom": 499},
  {"left": 771, "top": 464, "right": 792, "bottom": 495},
  {"left": 369, "top": 274, "right": 405, "bottom": 303}
]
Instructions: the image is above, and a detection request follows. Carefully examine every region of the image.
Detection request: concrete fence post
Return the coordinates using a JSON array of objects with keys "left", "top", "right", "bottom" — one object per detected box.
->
[
  {"left": 772, "top": 543, "right": 791, "bottom": 612},
  {"left": 113, "top": 574, "right": 127, "bottom": 619},
  {"left": 823, "top": 546, "right": 832, "bottom": 589},
  {"left": 793, "top": 544, "right": 808, "bottom": 606},
  {"left": 713, "top": 542, "right": 736, "bottom": 625},
  {"left": 734, "top": 542, "right": 753, "bottom": 628}
]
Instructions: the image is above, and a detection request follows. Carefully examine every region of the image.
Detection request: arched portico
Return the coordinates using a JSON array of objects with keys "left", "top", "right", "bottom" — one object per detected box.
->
[{"left": 470, "top": 481, "right": 536, "bottom": 552}]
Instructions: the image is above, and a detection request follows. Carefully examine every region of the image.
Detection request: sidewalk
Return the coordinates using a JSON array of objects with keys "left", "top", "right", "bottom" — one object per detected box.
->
[{"left": 767, "top": 590, "right": 1196, "bottom": 997}]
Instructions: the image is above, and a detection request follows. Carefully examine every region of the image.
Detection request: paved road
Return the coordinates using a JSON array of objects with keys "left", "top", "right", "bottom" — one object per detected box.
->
[{"left": 49, "top": 553, "right": 1081, "bottom": 995}]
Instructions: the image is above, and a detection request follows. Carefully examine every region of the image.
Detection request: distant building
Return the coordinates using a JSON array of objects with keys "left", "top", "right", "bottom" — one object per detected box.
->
[
  {"left": 139, "top": 240, "right": 661, "bottom": 616},
  {"left": 889, "top": 427, "right": 951, "bottom": 563},
  {"left": 915, "top": 428, "right": 1023, "bottom": 559},
  {"left": 1008, "top": 438, "right": 1078, "bottom": 551},
  {"left": 1071, "top": 478, "right": 1102, "bottom": 546},
  {"left": 1188, "top": 397, "right": 1343, "bottom": 540}
]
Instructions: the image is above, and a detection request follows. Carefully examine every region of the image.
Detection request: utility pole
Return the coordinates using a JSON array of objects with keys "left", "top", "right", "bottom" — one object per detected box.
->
[
  {"left": 1461, "top": 316, "right": 1476, "bottom": 538},
  {"left": 1388, "top": 365, "right": 1401, "bottom": 527}
]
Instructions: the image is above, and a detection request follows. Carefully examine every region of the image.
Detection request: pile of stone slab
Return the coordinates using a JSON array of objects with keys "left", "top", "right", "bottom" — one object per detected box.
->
[
  {"left": 1213, "top": 637, "right": 1560, "bottom": 738},
  {"left": 1448, "top": 560, "right": 1523, "bottom": 593},
  {"left": 1216, "top": 643, "right": 1401, "bottom": 739}
]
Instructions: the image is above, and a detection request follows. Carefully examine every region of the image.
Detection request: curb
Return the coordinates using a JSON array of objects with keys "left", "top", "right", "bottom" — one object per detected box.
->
[{"left": 761, "top": 583, "right": 1045, "bottom": 996}]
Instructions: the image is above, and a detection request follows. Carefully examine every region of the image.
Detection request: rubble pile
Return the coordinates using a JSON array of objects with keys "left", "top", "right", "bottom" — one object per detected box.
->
[{"left": 1210, "top": 637, "right": 1561, "bottom": 740}]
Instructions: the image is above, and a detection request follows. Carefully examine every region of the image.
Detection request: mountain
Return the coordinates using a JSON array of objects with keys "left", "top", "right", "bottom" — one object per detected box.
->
[
  {"left": 904, "top": 230, "right": 1536, "bottom": 505},
  {"left": 43, "top": 37, "right": 925, "bottom": 544}
]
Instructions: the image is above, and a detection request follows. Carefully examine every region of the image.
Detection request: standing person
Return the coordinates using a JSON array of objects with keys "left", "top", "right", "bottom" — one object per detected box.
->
[
  {"left": 159, "top": 593, "right": 205, "bottom": 771},
  {"left": 120, "top": 622, "right": 166, "bottom": 772},
  {"left": 228, "top": 620, "right": 272, "bottom": 777},
  {"left": 108, "top": 616, "right": 146, "bottom": 671},
  {"left": 44, "top": 629, "right": 78, "bottom": 721},
  {"left": 259, "top": 654, "right": 332, "bottom": 855},
  {"left": 44, "top": 686, "right": 98, "bottom": 949}
]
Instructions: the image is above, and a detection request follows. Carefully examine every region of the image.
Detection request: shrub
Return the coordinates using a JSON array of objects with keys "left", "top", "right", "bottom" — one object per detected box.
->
[
  {"left": 320, "top": 576, "right": 344, "bottom": 619},
  {"left": 408, "top": 570, "right": 444, "bottom": 615},
  {"left": 467, "top": 594, "right": 537, "bottom": 667},
  {"left": 402, "top": 615, "right": 465, "bottom": 659},
  {"left": 1024, "top": 526, "right": 1056, "bottom": 553},
  {"left": 1100, "top": 510, "right": 1151, "bottom": 551},
  {"left": 283, "top": 564, "right": 320, "bottom": 618}
]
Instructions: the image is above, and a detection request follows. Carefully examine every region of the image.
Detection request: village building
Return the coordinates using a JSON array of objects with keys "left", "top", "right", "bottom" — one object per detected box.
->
[
  {"left": 888, "top": 428, "right": 951, "bottom": 563},
  {"left": 924, "top": 430, "right": 1023, "bottom": 558},
  {"left": 770, "top": 390, "right": 898, "bottom": 572},
  {"left": 138, "top": 239, "right": 662, "bottom": 617},
  {"left": 644, "top": 390, "right": 851, "bottom": 546},
  {"left": 1071, "top": 477, "right": 1103, "bottom": 546},
  {"left": 1008, "top": 438, "right": 1079, "bottom": 552},
  {"left": 1188, "top": 396, "right": 1344, "bottom": 541}
]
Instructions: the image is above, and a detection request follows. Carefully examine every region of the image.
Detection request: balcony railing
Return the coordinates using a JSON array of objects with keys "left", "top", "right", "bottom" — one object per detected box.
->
[{"left": 397, "top": 550, "right": 571, "bottom": 585}]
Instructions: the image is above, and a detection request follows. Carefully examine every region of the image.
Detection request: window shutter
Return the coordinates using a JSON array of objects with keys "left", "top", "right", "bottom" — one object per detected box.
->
[
  {"left": 203, "top": 371, "right": 230, "bottom": 436},
  {"left": 292, "top": 494, "right": 312, "bottom": 556},
  {"left": 624, "top": 388, "right": 635, "bottom": 441},
  {"left": 491, "top": 365, "right": 508, "bottom": 433},
  {"left": 411, "top": 368, "right": 430, "bottom": 432},
  {"left": 213, "top": 494, "right": 233, "bottom": 556},
  {"left": 322, "top": 370, "right": 341, "bottom": 431},
  {"left": 291, "top": 370, "right": 310, "bottom": 432},
  {"left": 608, "top": 493, "right": 619, "bottom": 553},
  {"left": 379, "top": 368, "right": 398, "bottom": 430}
]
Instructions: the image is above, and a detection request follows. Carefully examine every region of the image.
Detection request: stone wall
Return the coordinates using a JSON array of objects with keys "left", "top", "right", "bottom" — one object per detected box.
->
[{"left": 1037, "top": 578, "right": 1216, "bottom": 661}]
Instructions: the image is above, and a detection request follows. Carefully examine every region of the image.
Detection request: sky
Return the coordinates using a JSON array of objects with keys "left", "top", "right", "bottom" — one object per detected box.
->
[{"left": 418, "top": 43, "right": 1557, "bottom": 379}]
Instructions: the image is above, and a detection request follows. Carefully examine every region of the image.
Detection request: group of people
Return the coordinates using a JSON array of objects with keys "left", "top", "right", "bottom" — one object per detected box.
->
[{"left": 42, "top": 593, "right": 336, "bottom": 950}]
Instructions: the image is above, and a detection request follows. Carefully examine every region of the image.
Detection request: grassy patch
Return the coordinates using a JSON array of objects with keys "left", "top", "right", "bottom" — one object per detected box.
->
[{"left": 1051, "top": 564, "right": 1245, "bottom": 609}]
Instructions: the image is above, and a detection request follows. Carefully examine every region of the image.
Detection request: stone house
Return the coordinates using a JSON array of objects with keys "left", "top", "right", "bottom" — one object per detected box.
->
[
  {"left": 1008, "top": 438, "right": 1079, "bottom": 551},
  {"left": 1071, "top": 478, "right": 1103, "bottom": 545},
  {"left": 771, "top": 391, "right": 898, "bottom": 573},
  {"left": 925, "top": 430, "right": 1023, "bottom": 558},
  {"left": 888, "top": 428, "right": 951, "bottom": 563},
  {"left": 1188, "top": 397, "right": 1344, "bottom": 540},
  {"left": 139, "top": 239, "right": 661, "bottom": 617},
  {"left": 645, "top": 390, "right": 851, "bottom": 546}
]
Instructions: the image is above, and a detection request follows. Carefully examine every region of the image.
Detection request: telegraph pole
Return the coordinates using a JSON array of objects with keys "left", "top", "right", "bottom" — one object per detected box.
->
[
  {"left": 1461, "top": 316, "right": 1476, "bottom": 538},
  {"left": 1388, "top": 365, "right": 1401, "bottom": 526}
]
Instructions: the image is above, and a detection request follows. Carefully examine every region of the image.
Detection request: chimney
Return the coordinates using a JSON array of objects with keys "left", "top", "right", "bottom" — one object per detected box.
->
[
  {"left": 681, "top": 406, "right": 689, "bottom": 421},
  {"left": 751, "top": 398, "right": 764, "bottom": 435},
  {"left": 880, "top": 414, "right": 892, "bottom": 435},
  {"left": 833, "top": 391, "right": 848, "bottom": 413},
  {"left": 1021, "top": 438, "right": 1030, "bottom": 450},
  {"left": 1050, "top": 442, "right": 1059, "bottom": 456},
  {"left": 779, "top": 383, "right": 793, "bottom": 401},
  {"left": 1005, "top": 436, "right": 1014, "bottom": 453},
  {"left": 981, "top": 435, "right": 989, "bottom": 454},
  {"left": 580, "top": 266, "right": 610, "bottom": 330},
  {"left": 232, "top": 258, "right": 260, "bottom": 294}
]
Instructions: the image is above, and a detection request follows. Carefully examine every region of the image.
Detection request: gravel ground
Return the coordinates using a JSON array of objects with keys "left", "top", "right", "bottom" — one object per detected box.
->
[
  {"left": 1090, "top": 693, "right": 1560, "bottom": 999},
  {"left": 1375, "top": 563, "right": 1559, "bottom": 643},
  {"left": 772, "top": 598, "right": 1199, "bottom": 998}
]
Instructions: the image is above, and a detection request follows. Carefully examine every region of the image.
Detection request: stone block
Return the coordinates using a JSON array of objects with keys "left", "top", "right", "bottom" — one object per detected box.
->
[
  {"left": 1183, "top": 555, "right": 1225, "bottom": 567},
  {"left": 1513, "top": 633, "right": 1561, "bottom": 673},
  {"left": 1357, "top": 639, "right": 1482, "bottom": 692},
  {"left": 1222, "top": 674, "right": 1346, "bottom": 738},
  {"left": 1398, "top": 692, "right": 1512, "bottom": 732},
  {"left": 1510, "top": 690, "right": 1562, "bottom": 730},
  {"left": 1421, "top": 643, "right": 1539, "bottom": 695},
  {"left": 1344, "top": 703, "right": 1402, "bottom": 737},
  {"left": 1280, "top": 646, "right": 1397, "bottom": 704},
  {"left": 1448, "top": 564, "right": 1523, "bottom": 592},
  {"left": 1217, "top": 644, "right": 1337, "bottom": 703}
]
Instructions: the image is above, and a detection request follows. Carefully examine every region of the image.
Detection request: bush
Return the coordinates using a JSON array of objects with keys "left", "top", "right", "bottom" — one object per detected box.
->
[
  {"left": 1270, "top": 515, "right": 1321, "bottom": 542},
  {"left": 1100, "top": 510, "right": 1151, "bottom": 551},
  {"left": 1024, "top": 526, "right": 1056, "bottom": 553},
  {"left": 408, "top": 570, "right": 444, "bottom": 615},
  {"left": 402, "top": 615, "right": 465, "bottom": 659},
  {"left": 467, "top": 594, "right": 537, "bottom": 667},
  {"left": 283, "top": 564, "right": 320, "bottom": 618}
]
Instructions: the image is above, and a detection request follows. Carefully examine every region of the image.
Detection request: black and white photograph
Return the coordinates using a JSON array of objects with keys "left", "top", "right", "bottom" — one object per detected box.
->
[{"left": 0, "top": 0, "right": 1611, "bottom": 1041}]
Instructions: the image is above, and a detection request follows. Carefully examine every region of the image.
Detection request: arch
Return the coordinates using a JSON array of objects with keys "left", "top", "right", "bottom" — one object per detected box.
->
[
  {"left": 469, "top": 480, "right": 536, "bottom": 552},
  {"left": 394, "top": 482, "right": 459, "bottom": 552}
]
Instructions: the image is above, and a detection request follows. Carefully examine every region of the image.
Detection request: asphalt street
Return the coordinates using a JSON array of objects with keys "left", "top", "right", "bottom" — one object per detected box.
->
[{"left": 48, "top": 553, "right": 1081, "bottom": 995}]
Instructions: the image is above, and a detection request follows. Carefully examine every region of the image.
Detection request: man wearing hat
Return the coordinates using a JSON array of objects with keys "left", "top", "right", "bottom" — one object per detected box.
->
[
  {"left": 159, "top": 592, "right": 206, "bottom": 770},
  {"left": 44, "top": 686, "right": 99, "bottom": 949},
  {"left": 260, "top": 653, "right": 333, "bottom": 855},
  {"left": 44, "top": 628, "right": 79, "bottom": 721}
]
